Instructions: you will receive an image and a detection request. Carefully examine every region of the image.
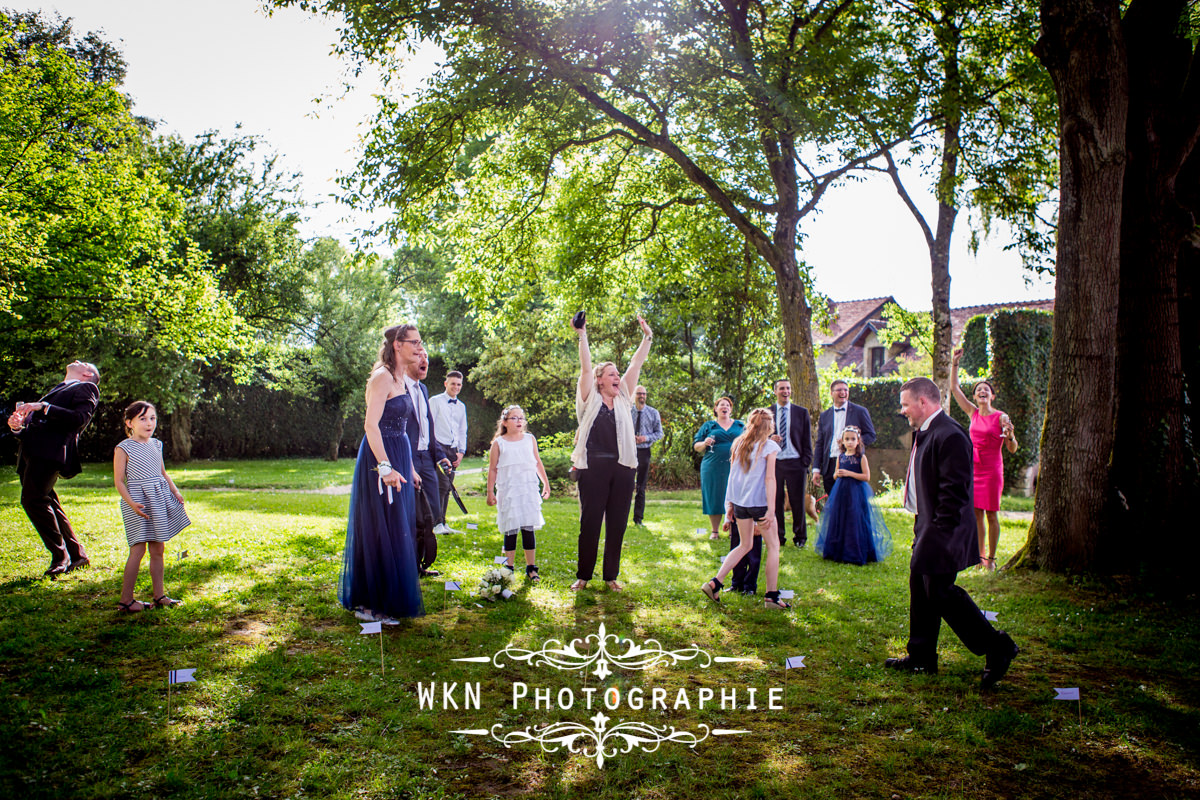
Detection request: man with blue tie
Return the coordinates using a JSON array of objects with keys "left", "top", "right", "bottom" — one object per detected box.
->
[
  {"left": 629, "top": 385, "right": 663, "bottom": 526},
  {"left": 812, "top": 379, "right": 877, "bottom": 496},
  {"left": 770, "top": 378, "right": 813, "bottom": 548}
]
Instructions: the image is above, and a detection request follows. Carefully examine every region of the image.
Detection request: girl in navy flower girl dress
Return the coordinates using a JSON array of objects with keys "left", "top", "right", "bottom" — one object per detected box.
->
[{"left": 814, "top": 426, "right": 892, "bottom": 565}]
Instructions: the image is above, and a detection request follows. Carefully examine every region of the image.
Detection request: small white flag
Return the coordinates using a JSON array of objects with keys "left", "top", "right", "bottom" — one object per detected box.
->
[
  {"left": 1054, "top": 687, "right": 1080, "bottom": 701},
  {"left": 501, "top": 589, "right": 514, "bottom": 599},
  {"left": 176, "top": 550, "right": 189, "bottom": 560},
  {"left": 696, "top": 528, "right": 707, "bottom": 536},
  {"left": 983, "top": 610, "right": 999, "bottom": 622},
  {"left": 444, "top": 581, "right": 462, "bottom": 591},
  {"left": 168, "top": 668, "right": 196, "bottom": 684},
  {"left": 494, "top": 556, "right": 508, "bottom": 565},
  {"left": 785, "top": 656, "right": 805, "bottom": 670},
  {"left": 474, "top": 603, "right": 484, "bottom": 608},
  {"left": 359, "top": 621, "right": 382, "bottom": 635},
  {"left": 466, "top": 523, "right": 479, "bottom": 530},
  {"left": 778, "top": 589, "right": 795, "bottom": 600}
]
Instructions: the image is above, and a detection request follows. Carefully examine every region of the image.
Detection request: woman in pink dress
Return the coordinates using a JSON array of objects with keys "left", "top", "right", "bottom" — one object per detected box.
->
[{"left": 950, "top": 349, "right": 1018, "bottom": 571}]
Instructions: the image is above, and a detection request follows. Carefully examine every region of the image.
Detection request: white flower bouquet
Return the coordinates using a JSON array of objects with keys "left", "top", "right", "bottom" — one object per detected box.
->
[{"left": 477, "top": 566, "right": 514, "bottom": 601}]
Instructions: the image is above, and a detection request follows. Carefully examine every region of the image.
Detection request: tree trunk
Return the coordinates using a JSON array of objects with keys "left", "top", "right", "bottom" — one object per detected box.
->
[
  {"left": 327, "top": 410, "right": 344, "bottom": 461},
  {"left": 170, "top": 404, "right": 193, "bottom": 463},
  {"left": 1017, "top": 0, "right": 1127, "bottom": 571},
  {"left": 1110, "top": 0, "right": 1197, "bottom": 577},
  {"left": 929, "top": 4, "right": 961, "bottom": 408}
]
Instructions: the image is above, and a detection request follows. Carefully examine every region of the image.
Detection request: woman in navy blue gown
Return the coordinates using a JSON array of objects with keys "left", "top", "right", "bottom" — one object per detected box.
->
[{"left": 339, "top": 324, "right": 426, "bottom": 623}]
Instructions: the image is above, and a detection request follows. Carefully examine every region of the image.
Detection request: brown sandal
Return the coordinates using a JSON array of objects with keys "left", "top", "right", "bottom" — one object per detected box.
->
[
  {"left": 117, "top": 599, "right": 150, "bottom": 613},
  {"left": 569, "top": 579, "right": 588, "bottom": 591}
]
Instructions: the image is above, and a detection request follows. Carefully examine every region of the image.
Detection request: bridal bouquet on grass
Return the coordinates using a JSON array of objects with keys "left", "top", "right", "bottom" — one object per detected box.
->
[{"left": 478, "top": 566, "right": 514, "bottom": 601}]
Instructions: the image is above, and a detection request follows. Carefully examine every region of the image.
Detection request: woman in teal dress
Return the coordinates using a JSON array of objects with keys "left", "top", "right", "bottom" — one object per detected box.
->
[{"left": 693, "top": 396, "right": 744, "bottom": 539}]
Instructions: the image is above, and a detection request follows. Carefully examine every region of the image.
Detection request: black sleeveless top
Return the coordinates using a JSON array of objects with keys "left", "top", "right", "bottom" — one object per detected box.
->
[{"left": 586, "top": 401, "right": 619, "bottom": 458}]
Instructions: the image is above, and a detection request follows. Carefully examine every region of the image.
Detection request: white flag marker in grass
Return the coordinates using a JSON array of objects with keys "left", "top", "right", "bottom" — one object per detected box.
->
[
  {"left": 1055, "top": 687, "right": 1083, "bottom": 732},
  {"left": 696, "top": 528, "right": 707, "bottom": 536},
  {"left": 166, "top": 668, "right": 196, "bottom": 722},
  {"left": 784, "top": 656, "right": 805, "bottom": 670},
  {"left": 494, "top": 556, "right": 508, "bottom": 565},
  {"left": 169, "top": 668, "right": 196, "bottom": 684},
  {"left": 778, "top": 589, "right": 795, "bottom": 600},
  {"left": 501, "top": 589, "right": 514, "bottom": 600},
  {"left": 359, "top": 620, "right": 385, "bottom": 673},
  {"left": 445, "top": 581, "right": 462, "bottom": 591},
  {"left": 466, "top": 522, "right": 479, "bottom": 530},
  {"left": 983, "top": 610, "right": 999, "bottom": 622}
]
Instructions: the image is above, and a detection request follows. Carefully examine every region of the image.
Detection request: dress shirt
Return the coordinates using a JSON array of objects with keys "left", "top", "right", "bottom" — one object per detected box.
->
[
  {"left": 403, "top": 375, "right": 430, "bottom": 451},
  {"left": 630, "top": 404, "right": 664, "bottom": 450},
  {"left": 904, "top": 408, "right": 941, "bottom": 514},
  {"left": 775, "top": 403, "right": 800, "bottom": 460},
  {"left": 828, "top": 403, "right": 848, "bottom": 459},
  {"left": 430, "top": 392, "right": 468, "bottom": 453}
]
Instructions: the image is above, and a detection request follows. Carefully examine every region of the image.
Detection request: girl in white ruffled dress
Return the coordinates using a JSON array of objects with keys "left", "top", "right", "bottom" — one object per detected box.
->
[{"left": 486, "top": 405, "right": 551, "bottom": 583}]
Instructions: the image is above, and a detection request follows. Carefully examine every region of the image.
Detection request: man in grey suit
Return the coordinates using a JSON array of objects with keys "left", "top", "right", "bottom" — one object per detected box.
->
[{"left": 886, "top": 377, "right": 1018, "bottom": 689}]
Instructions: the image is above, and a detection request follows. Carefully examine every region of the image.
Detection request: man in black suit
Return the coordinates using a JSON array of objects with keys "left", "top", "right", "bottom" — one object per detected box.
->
[
  {"left": 7, "top": 360, "right": 101, "bottom": 578},
  {"left": 770, "top": 378, "right": 813, "bottom": 548},
  {"left": 886, "top": 377, "right": 1019, "bottom": 689},
  {"left": 812, "top": 379, "right": 876, "bottom": 496},
  {"left": 405, "top": 350, "right": 451, "bottom": 576}
]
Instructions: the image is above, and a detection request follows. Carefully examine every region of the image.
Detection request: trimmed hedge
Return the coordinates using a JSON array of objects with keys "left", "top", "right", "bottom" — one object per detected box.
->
[
  {"left": 842, "top": 377, "right": 910, "bottom": 450},
  {"left": 960, "top": 314, "right": 989, "bottom": 376},
  {"left": 987, "top": 309, "right": 1052, "bottom": 486}
]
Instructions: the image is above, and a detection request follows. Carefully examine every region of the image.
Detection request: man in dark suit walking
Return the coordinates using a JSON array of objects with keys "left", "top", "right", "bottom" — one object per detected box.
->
[
  {"left": 886, "top": 377, "right": 1019, "bottom": 689},
  {"left": 770, "top": 378, "right": 813, "bottom": 548},
  {"left": 405, "top": 350, "right": 451, "bottom": 576},
  {"left": 812, "top": 379, "right": 876, "bottom": 496},
  {"left": 7, "top": 360, "right": 101, "bottom": 578}
]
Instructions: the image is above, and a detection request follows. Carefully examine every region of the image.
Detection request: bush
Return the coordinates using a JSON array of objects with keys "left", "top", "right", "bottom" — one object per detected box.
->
[
  {"left": 960, "top": 314, "right": 989, "bottom": 376},
  {"left": 843, "top": 377, "right": 910, "bottom": 450}
]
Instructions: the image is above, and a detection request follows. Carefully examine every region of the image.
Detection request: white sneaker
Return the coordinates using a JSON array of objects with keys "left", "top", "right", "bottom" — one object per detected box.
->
[
  {"left": 354, "top": 609, "right": 377, "bottom": 622},
  {"left": 443, "top": 524, "right": 462, "bottom": 534},
  {"left": 433, "top": 523, "right": 451, "bottom": 535},
  {"left": 378, "top": 616, "right": 401, "bottom": 626}
]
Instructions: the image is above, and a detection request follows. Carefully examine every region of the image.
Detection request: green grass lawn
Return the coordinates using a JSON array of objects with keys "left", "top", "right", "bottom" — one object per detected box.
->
[{"left": 1, "top": 460, "right": 1196, "bottom": 799}]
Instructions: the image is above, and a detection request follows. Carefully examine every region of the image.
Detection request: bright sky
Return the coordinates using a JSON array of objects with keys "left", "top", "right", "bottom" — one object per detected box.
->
[{"left": 43, "top": 0, "right": 1055, "bottom": 312}]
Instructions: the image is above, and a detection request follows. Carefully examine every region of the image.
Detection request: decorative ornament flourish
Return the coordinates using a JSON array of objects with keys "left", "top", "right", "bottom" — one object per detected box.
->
[{"left": 481, "top": 622, "right": 712, "bottom": 679}]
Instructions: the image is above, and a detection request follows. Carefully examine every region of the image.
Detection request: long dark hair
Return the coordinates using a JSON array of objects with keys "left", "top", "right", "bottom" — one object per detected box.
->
[{"left": 374, "top": 324, "right": 418, "bottom": 377}]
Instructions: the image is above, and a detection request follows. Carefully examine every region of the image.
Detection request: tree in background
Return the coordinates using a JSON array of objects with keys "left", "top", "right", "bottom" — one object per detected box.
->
[
  {"left": 0, "top": 12, "right": 241, "bottom": 424},
  {"left": 873, "top": 0, "right": 1057, "bottom": 400},
  {"left": 287, "top": 238, "right": 400, "bottom": 460},
  {"left": 276, "top": 0, "right": 929, "bottom": 417}
]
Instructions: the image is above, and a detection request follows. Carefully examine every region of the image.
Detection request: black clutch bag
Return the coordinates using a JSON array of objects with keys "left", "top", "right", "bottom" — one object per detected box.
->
[{"left": 572, "top": 310, "right": 586, "bottom": 329}]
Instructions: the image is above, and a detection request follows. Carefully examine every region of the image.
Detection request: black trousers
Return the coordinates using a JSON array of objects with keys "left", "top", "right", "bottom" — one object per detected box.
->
[
  {"left": 729, "top": 524, "right": 763, "bottom": 593},
  {"left": 18, "top": 454, "right": 88, "bottom": 568},
  {"left": 413, "top": 451, "right": 443, "bottom": 531},
  {"left": 632, "top": 447, "right": 651, "bottom": 523},
  {"left": 437, "top": 462, "right": 454, "bottom": 525},
  {"left": 774, "top": 458, "right": 809, "bottom": 545},
  {"left": 576, "top": 457, "right": 635, "bottom": 581},
  {"left": 906, "top": 571, "right": 1001, "bottom": 662},
  {"left": 819, "top": 456, "right": 838, "bottom": 496}
]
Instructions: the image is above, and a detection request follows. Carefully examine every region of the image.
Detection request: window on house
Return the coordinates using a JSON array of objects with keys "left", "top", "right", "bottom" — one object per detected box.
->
[{"left": 869, "top": 347, "right": 885, "bottom": 377}]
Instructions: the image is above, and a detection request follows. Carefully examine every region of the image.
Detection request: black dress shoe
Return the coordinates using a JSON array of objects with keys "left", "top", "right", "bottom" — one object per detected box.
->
[
  {"left": 66, "top": 556, "right": 91, "bottom": 573},
  {"left": 793, "top": 541, "right": 807, "bottom": 549},
  {"left": 44, "top": 564, "right": 68, "bottom": 580},
  {"left": 884, "top": 656, "right": 938, "bottom": 674},
  {"left": 420, "top": 569, "right": 441, "bottom": 578},
  {"left": 981, "top": 632, "right": 1019, "bottom": 690}
]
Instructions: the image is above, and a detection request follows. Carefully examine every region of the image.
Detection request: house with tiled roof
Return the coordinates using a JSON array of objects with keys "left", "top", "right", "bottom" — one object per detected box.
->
[{"left": 814, "top": 296, "right": 1055, "bottom": 377}]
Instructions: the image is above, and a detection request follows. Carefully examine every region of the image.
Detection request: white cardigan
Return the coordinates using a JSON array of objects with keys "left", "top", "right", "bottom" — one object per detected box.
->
[{"left": 572, "top": 381, "right": 638, "bottom": 470}]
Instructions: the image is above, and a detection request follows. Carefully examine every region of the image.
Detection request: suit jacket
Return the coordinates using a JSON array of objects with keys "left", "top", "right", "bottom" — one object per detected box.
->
[
  {"left": 909, "top": 410, "right": 979, "bottom": 574},
  {"left": 405, "top": 381, "right": 445, "bottom": 463},
  {"left": 814, "top": 401, "right": 876, "bottom": 478},
  {"left": 773, "top": 403, "right": 813, "bottom": 470},
  {"left": 15, "top": 380, "right": 100, "bottom": 478}
]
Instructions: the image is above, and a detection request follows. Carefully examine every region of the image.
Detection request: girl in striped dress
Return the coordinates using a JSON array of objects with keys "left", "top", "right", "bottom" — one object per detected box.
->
[{"left": 114, "top": 401, "right": 190, "bottom": 612}]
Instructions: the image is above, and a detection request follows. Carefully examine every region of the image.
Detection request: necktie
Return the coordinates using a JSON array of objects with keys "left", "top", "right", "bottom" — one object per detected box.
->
[
  {"left": 778, "top": 406, "right": 788, "bottom": 445},
  {"left": 635, "top": 409, "right": 643, "bottom": 437},
  {"left": 904, "top": 429, "right": 919, "bottom": 510}
]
